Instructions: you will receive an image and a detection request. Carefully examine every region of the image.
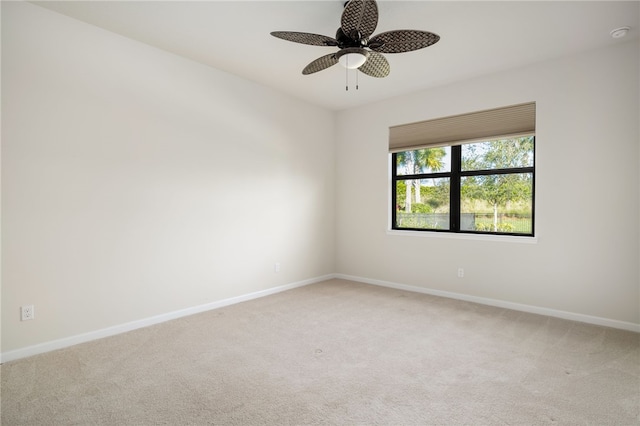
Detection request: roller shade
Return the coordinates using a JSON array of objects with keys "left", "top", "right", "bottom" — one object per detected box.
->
[{"left": 389, "top": 102, "right": 536, "bottom": 153}]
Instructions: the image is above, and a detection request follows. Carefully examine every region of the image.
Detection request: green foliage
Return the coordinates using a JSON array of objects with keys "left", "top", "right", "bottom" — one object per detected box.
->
[
  {"left": 396, "top": 147, "right": 446, "bottom": 175},
  {"left": 474, "top": 222, "right": 493, "bottom": 232},
  {"left": 473, "top": 215, "right": 530, "bottom": 233},
  {"left": 395, "top": 181, "right": 407, "bottom": 210},
  {"left": 462, "top": 137, "right": 534, "bottom": 170},
  {"left": 475, "top": 222, "right": 516, "bottom": 232},
  {"left": 411, "top": 203, "right": 433, "bottom": 213},
  {"left": 396, "top": 147, "right": 447, "bottom": 212},
  {"left": 395, "top": 212, "right": 448, "bottom": 230},
  {"left": 420, "top": 183, "right": 449, "bottom": 211},
  {"left": 500, "top": 223, "right": 516, "bottom": 232},
  {"left": 461, "top": 137, "right": 534, "bottom": 209}
]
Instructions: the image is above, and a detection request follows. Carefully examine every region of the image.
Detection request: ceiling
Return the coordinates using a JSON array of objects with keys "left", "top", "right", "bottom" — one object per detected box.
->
[{"left": 31, "top": 1, "right": 639, "bottom": 111}]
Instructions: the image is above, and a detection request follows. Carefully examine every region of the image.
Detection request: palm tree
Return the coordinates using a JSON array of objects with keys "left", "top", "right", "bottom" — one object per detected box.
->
[{"left": 397, "top": 148, "right": 445, "bottom": 212}]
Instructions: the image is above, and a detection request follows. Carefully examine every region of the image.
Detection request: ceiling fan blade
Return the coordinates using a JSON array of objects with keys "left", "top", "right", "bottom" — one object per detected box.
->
[
  {"left": 358, "top": 51, "right": 389, "bottom": 78},
  {"left": 368, "top": 30, "right": 440, "bottom": 53},
  {"left": 302, "top": 53, "right": 339, "bottom": 75},
  {"left": 271, "top": 31, "right": 338, "bottom": 47},
  {"left": 341, "top": 0, "right": 379, "bottom": 39}
]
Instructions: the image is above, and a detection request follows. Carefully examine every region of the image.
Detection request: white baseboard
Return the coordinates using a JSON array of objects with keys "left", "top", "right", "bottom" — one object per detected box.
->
[
  {"left": 3, "top": 273, "right": 637, "bottom": 363},
  {"left": 335, "top": 273, "right": 640, "bottom": 333},
  {"left": 0, "top": 274, "right": 333, "bottom": 363}
]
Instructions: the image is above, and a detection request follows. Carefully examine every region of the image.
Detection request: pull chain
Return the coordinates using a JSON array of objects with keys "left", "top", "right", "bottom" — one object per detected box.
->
[
  {"left": 345, "top": 55, "right": 349, "bottom": 91},
  {"left": 343, "top": 57, "right": 359, "bottom": 91},
  {"left": 345, "top": 65, "right": 348, "bottom": 91}
]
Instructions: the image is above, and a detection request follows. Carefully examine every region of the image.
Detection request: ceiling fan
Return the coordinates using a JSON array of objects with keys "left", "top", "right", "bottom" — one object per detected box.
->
[{"left": 270, "top": 0, "right": 440, "bottom": 79}]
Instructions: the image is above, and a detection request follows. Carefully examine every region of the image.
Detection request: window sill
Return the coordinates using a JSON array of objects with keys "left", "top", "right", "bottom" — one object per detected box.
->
[{"left": 386, "top": 229, "right": 538, "bottom": 244}]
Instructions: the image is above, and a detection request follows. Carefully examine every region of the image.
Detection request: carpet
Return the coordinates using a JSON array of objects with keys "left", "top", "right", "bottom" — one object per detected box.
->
[{"left": 2, "top": 279, "right": 639, "bottom": 425}]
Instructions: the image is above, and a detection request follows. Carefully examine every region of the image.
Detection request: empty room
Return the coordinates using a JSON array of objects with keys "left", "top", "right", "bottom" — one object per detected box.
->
[{"left": 1, "top": 0, "right": 639, "bottom": 424}]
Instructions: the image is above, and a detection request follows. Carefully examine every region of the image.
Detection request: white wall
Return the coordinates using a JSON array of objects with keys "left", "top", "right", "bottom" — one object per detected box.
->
[
  {"left": 336, "top": 40, "right": 640, "bottom": 326},
  {"left": 1, "top": 2, "right": 335, "bottom": 354}
]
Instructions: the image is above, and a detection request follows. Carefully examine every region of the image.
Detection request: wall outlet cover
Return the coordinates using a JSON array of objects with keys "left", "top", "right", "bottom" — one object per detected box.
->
[{"left": 21, "top": 305, "right": 35, "bottom": 321}]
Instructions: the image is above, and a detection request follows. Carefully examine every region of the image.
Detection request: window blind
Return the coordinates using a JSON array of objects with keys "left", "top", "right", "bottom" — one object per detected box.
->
[{"left": 389, "top": 102, "right": 536, "bottom": 153}]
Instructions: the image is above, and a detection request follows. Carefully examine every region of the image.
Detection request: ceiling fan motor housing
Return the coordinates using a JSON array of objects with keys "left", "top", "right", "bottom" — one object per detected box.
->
[{"left": 335, "top": 28, "right": 366, "bottom": 48}]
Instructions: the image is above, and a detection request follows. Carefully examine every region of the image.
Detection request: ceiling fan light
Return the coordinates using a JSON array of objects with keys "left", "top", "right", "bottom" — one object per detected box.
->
[{"left": 339, "top": 52, "right": 367, "bottom": 69}]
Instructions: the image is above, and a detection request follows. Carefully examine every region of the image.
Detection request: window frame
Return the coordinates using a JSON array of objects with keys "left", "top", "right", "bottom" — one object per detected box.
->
[{"left": 391, "top": 138, "right": 536, "bottom": 237}]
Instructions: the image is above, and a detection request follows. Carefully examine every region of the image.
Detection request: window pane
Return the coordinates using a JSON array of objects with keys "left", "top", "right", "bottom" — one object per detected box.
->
[
  {"left": 395, "top": 178, "right": 450, "bottom": 229},
  {"left": 396, "top": 147, "right": 451, "bottom": 176},
  {"left": 460, "top": 173, "right": 533, "bottom": 234},
  {"left": 461, "top": 137, "right": 534, "bottom": 171}
]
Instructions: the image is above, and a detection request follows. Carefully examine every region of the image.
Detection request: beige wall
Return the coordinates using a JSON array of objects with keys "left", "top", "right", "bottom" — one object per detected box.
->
[
  {"left": 335, "top": 39, "right": 640, "bottom": 326},
  {"left": 1, "top": 2, "right": 335, "bottom": 354}
]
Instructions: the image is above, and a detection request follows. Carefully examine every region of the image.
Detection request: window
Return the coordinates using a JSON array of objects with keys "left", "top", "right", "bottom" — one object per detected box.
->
[{"left": 389, "top": 103, "right": 536, "bottom": 236}]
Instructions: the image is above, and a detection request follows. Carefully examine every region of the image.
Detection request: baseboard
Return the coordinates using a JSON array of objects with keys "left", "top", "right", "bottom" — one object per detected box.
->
[
  {"left": 4, "top": 273, "right": 637, "bottom": 363},
  {"left": 0, "top": 274, "right": 334, "bottom": 363},
  {"left": 335, "top": 273, "right": 640, "bottom": 333}
]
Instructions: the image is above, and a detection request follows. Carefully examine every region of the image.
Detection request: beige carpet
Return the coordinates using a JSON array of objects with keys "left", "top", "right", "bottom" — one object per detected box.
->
[{"left": 2, "top": 279, "right": 639, "bottom": 425}]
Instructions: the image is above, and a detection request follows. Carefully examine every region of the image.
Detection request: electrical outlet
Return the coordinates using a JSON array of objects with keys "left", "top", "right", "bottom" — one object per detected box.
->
[
  {"left": 21, "top": 305, "right": 35, "bottom": 321},
  {"left": 274, "top": 262, "right": 281, "bottom": 273},
  {"left": 457, "top": 268, "right": 464, "bottom": 278}
]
